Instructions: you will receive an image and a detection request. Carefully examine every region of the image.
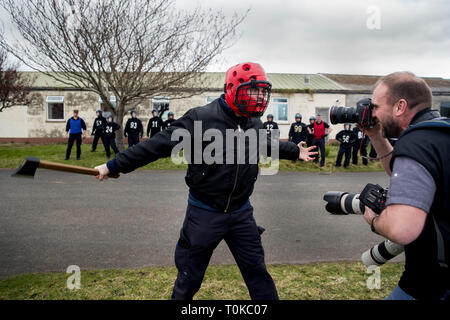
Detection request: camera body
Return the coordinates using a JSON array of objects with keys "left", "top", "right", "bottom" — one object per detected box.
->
[
  {"left": 323, "top": 184, "right": 404, "bottom": 266},
  {"left": 323, "top": 183, "right": 387, "bottom": 215},
  {"left": 329, "top": 98, "right": 375, "bottom": 128}
]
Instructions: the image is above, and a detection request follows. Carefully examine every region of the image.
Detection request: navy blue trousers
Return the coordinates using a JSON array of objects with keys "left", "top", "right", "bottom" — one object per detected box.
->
[
  {"left": 336, "top": 145, "right": 352, "bottom": 168},
  {"left": 66, "top": 133, "right": 82, "bottom": 159},
  {"left": 127, "top": 134, "right": 140, "bottom": 148},
  {"left": 171, "top": 204, "right": 278, "bottom": 300},
  {"left": 91, "top": 134, "right": 104, "bottom": 151},
  {"left": 352, "top": 141, "right": 368, "bottom": 165},
  {"left": 312, "top": 138, "right": 326, "bottom": 166}
]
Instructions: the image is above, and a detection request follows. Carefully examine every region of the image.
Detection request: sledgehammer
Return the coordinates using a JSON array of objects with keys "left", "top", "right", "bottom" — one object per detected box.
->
[{"left": 12, "top": 157, "right": 119, "bottom": 179}]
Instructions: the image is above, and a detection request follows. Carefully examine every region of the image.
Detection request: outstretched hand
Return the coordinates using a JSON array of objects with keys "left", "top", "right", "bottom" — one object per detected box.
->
[{"left": 298, "top": 142, "right": 318, "bottom": 162}]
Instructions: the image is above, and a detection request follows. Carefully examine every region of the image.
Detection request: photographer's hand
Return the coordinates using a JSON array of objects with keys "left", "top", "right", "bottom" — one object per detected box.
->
[{"left": 364, "top": 206, "right": 378, "bottom": 227}]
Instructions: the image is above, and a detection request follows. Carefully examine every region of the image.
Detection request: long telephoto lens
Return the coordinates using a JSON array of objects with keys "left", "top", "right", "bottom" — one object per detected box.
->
[
  {"left": 323, "top": 191, "right": 365, "bottom": 215},
  {"left": 329, "top": 106, "right": 358, "bottom": 125},
  {"left": 361, "top": 240, "right": 404, "bottom": 267}
]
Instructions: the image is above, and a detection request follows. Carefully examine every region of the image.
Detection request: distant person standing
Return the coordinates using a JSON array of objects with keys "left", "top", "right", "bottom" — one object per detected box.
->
[
  {"left": 164, "top": 112, "right": 176, "bottom": 130},
  {"left": 352, "top": 126, "right": 369, "bottom": 166},
  {"left": 262, "top": 114, "right": 279, "bottom": 137},
  {"left": 91, "top": 109, "right": 107, "bottom": 152},
  {"left": 102, "top": 115, "right": 121, "bottom": 159},
  {"left": 124, "top": 110, "right": 143, "bottom": 148},
  {"left": 289, "top": 114, "right": 307, "bottom": 163},
  {"left": 309, "top": 114, "right": 332, "bottom": 167},
  {"left": 147, "top": 109, "right": 164, "bottom": 138},
  {"left": 335, "top": 123, "right": 356, "bottom": 169},
  {"left": 306, "top": 116, "right": 316, "bottom": 147},
  {"left": 65, "top": 110, "right": 87, "bottom": 160}
]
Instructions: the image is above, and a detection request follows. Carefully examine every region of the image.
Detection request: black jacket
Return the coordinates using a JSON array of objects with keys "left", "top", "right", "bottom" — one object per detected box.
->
[
  {"left": 164, "top": 118, "right": 176, "bottom": 130},
  {"left": 102, "top": 122, "right": 121, "bottom": 139},
  {"left": 109, "top": 97, "right": 300, "bottom": 212},
  {"left": 289, "top": 122, "right": 307, "bottom": 144},
  {"left": 352, "top": 127, "right": 369, "bottom": 146},
  {"left": 336, "top": 130, "right": 357, "bottom": 147},
  {"left": 390, "top": 109, "right": 449, "bottom": 299},
  {"left": 92, "top": 116, "right": 107, "bottom": 136},
  {"left": 124, "top": 118, "right": 143, "bottom": 138},
  {"left": 147, "top": 117, "right": 164, "bottom": 137},
  {"left": 262, "top": 121, "right": 279, "bottom": 136}
]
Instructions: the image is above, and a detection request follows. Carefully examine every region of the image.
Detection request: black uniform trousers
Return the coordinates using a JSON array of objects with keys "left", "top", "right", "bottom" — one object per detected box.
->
[
  {"left": 103, "top": 136, "right": 119, "bottom": 158},
  {"left": 127, "top": 134, "right": 140, "bottom": 148},
  {"left": 369, "top": 144, "right": 377, "bottom": 160},
  {"left": 336, "top": 145, "right": 352, "bottom": 168},
  {"left": 352, "top": 141, "right": 368, "bottom": 165},
  {"left": 66, "top": 133, "right": 82, "bottom": 159},
  {"left": 172, "top": 204, "right": 278, "bottom": 300},
  {"left": 312, "top": 138, "right": 326, "bottom": 166},
  {"left": 91, "top": 133, "right": 104, "bottom": 151}
]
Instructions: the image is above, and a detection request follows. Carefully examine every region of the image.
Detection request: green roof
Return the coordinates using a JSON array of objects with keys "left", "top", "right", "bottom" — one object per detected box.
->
[{"left": 21, "top": 71, "right": 347, "bottom": 91}]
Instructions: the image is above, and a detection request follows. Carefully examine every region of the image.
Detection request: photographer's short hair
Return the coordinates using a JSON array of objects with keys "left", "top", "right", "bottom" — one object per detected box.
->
[{"left": 375, "top": 72, "right": 432, "bottom": 110}]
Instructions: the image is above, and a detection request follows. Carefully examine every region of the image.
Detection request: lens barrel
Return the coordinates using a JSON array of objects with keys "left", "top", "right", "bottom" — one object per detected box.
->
[
  {"left": 361, "top": 240, "right": 405, "bottom": 267},
  {"left": 329, "top": 106, "right": 358, "bottom": 125},
  {"left": 323, "top": 191, "right": 365, "bottom": 215}
]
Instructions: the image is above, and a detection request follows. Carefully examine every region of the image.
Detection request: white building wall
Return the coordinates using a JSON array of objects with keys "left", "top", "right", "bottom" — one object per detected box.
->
[
  {"left": 0, "top": 90, "right": 346, "bottom": 140},
  {"left": 0, "top": 105, "right": 28, "bottom": 138}
]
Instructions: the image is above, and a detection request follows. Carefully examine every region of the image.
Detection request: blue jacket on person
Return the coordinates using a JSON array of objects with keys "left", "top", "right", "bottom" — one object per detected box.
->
[{"left": 66, "top": 117, "right": 87, "bottom": 134}]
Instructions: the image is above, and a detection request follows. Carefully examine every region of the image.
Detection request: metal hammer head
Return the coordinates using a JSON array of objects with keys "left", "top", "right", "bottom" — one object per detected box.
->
[{"left": 12, "top": 157, "right": 41, "bottom": 178}]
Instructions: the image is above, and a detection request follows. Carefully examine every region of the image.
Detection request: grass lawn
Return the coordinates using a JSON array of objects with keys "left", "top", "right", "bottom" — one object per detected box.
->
[
  {"left": 0, "top": 262, "right": 402, "bottom": 300},
  {"left": 0, "top": 143, "right": 383, "bottom": 172}
]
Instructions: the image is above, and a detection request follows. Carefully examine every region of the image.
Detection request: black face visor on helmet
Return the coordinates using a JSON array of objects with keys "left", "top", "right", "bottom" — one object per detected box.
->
[{"left": 234, "top": 80, "right": 272, "bottom": 118}]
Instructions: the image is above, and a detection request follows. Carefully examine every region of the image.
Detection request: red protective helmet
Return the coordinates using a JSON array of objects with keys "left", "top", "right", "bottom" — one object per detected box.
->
[{"left": 224, "top": 62, "right": 272, "bottom": 118}]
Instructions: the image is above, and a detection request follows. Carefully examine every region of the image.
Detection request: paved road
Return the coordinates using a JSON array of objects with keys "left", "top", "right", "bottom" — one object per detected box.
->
[{"left": 0, "top": 169, "right": 400, "bottom": 278}]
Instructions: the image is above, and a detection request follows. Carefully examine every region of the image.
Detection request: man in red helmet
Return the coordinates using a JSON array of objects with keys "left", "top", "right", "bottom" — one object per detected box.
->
[{"left": 94, "top": 62, "right": 317, "bottom": 300}]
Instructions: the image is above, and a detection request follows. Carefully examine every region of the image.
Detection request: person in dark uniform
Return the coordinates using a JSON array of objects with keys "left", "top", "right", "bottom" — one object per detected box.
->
[
  {"left": 147, "top": 109, "right": 164, "bottom": 138},
  {"left": 164, "top": 112, "right": 176, "bottom": 129},
  {"left": 369, "top": 139, "right": 378, "bottom": 160},
  {"left": 102, "top": 115, "right": 121, "bottom": 159},
  {"left": 124, "top": 110, "right": 143, "bottom": 148},
  {"left": 65, "top": 110, "right": 87, "bottom": 160},
  {"left": 91, "top": 110, "right": 107, "bottom": 152},
  {"left": 335, "top": 123, "right": 357, "bottom": 168},
  {"left": 309, "top": 114, "right": 332, "bottom": 167},
  {"left": 352, "top": 126, "right": 369, "bottom": 166},
  {"left": 306, "top": 116, "right": 316, "bottom": 147},
  {"left": 95, "top": 62, "right": 317, "bottom": 301},
  {"left": 289, "top": 114, "right": 307, "bottom": 163},
  {"left": 262, "top": 114, "right": 279, "bottom": 136}
]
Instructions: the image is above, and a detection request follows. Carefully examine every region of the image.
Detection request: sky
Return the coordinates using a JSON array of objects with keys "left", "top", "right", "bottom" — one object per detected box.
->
[
  {"left": 178, "top": 0, "right": 450, "bottom": 78},
  {"left": 2, "top": 0, "right": 449, "bottom": 78}
]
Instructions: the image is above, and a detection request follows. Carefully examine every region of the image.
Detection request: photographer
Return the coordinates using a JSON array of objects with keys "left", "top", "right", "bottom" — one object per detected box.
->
[{"left": 362, "top": 72, "right": 449, "bottom": 300}]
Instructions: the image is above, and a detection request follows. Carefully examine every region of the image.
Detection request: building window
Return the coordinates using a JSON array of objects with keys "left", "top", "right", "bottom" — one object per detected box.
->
[
  {"left": 272, "top": 98, "right": 288, "bottom": 122},
  {"left": 98, "top": 96, "right": 117, "bottom": 118},
  {"left": 304, "top": 75, "right": 310, "bottom": 85},
  {"left": 46, "top": 96, "right": 64, "bottom": 121},
  {"left": 153, "top": 97, "right": 170, "bottom": 120},
  {"left": 315, "top": 107, "right": 330, "bottom": 123}
]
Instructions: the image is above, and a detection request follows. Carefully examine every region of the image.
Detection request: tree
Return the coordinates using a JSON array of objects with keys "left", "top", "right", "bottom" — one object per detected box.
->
[
  {"left": 1, "top": 0, "right": 247, "bottom": 149},
  {"left": 0, "top": 36, "right": 34, "bottom": 112}
]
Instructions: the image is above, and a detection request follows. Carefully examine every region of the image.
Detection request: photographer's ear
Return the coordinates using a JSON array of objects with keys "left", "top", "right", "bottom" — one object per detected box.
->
[{"left": 394, "top": 99, "right": 408, "bottom": 116}]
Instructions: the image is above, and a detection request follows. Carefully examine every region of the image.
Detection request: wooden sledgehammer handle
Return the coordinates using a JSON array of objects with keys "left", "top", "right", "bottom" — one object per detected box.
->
[{"left": 39, "top": 161, "right": 119, "bottom": 178}]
